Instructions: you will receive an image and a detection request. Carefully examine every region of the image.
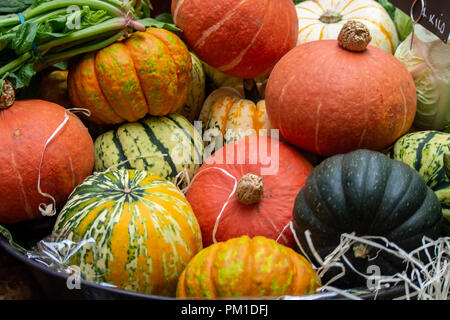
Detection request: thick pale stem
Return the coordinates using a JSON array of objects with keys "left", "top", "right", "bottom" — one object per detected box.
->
[
  {"left": 236, "top": 173, "right": 264, "bottom": 205},
  {"left": 338, "top": 20, "right": 372, "bottom": 52},
  {"left": 319, "top": 10, "right": 342, "bottom": 24}
]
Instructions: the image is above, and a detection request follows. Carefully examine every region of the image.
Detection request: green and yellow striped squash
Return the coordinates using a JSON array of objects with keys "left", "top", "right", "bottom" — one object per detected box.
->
[
  {"left": 51, "top": 169, "right": 203, "bottom": 296},
  {"left": 391, "top": 131, "right": 450, "bottom": 231},
  {"left": 177, "top": 52, "right": 206, "bottom": 122},
  {"left": 176, "top": 236, "right": 320, "bottom": 298},
  {"left": 94, "top": 114, "right": 203, "bottom": 187}
]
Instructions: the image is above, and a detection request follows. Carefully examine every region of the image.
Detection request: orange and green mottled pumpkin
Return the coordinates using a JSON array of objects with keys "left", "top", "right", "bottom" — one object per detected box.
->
[
  {"left": 51, "top": 169, "right": 202, "bottom": 296},
  {"left": 176, "top": 236, "right": 320, "bottom": 298},
  {"left": 68, "top": 28, "right": 192, "bottom": 124}
]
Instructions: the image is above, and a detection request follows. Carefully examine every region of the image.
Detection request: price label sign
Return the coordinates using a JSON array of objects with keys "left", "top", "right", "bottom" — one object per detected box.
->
[{"left": 390, "top": 0, "right": 450, "bottom": 43}]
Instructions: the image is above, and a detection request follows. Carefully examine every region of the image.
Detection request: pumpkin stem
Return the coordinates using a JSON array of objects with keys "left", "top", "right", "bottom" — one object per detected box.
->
[
  {"left": 444, "top": 144, "right": 450, "bottom": 180},
  {"left": 243, "top": 79, "right": 261, "bottom": 104},
  {"left": 236, "top": 173, "right": 264, "bottom": 205},
  {"left": 338, "top": 21, "right": 372, "bottom": 52},
  {"left": 319, "top": 10, "right": 342, "bottom": 24},
  {"left": 0, "top": 80, "right": 15, "bottom": 109}
]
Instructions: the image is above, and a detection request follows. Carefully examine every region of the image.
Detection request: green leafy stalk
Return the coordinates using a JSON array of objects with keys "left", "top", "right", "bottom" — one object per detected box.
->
[
  {"left": 36, "top": 30, "right": 126, "bottom": 69},
  {"left": 0, "top": 0, "right": 156, "bottom": 90},
  {"left": 0, "top": 224, "right": 28, "bottom": 255},
  {"left": 0, "top": 0, "right": 126, "bottom": 28}
]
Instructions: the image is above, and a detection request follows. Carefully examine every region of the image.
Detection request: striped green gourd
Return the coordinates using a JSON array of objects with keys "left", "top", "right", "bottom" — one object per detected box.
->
[
  {"left": 177, "top": 52, "right": 206, "bottom": 122},
  {"left": 51, "top": 169, "right": 203, "bottom": 296},
  {"left": 94, "top": 114, "right": 203, "bottom": 187},
  {"left": 391, "top": 130, "right": 450, "bottom": 232}
]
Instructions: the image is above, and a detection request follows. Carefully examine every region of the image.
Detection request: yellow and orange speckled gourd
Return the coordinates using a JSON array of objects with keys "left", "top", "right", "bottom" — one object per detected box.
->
[
  {"left": 199, "top": 80, "right": 271, "bottom": 147},
  {"left": 68, "top": 28, "right": 192, "bottom": 124},
  {"left": 176, "top": 236, "right": 320, "bottom": 298}
]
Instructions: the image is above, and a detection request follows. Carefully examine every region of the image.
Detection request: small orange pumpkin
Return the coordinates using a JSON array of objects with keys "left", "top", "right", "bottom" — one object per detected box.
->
[{"left": 176, "top": 236, "right": 320, "bottom": 298}]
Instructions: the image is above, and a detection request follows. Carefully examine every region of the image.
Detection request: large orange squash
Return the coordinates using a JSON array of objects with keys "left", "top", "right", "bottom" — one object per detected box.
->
[
  {"left": 0, "top": 82, "right": 94, "bottom": 223},
  {"left": 171, "top": 0, "right": 298, "bottom": 79},
  {"left": 68, "top": 28, "right": 192, "bottom": 124},
  {"left": 265, "top": 21, "right": 417, "bottom": 156},
  {"left": 185, "top": 136, "right": 313, "bottom": 249},
  {"left": 176, "top": 236, "right": 320, "bottom": 298}
]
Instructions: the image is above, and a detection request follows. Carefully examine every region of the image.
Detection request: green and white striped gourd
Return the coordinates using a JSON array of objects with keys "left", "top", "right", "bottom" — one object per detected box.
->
[
  {"left": 391, "top": 130, "right": 450, "bottom": 232},
  {"left": 94, "top": 114, "right": 203, "bottom": 186},
  {"left": 51, "top": 169, "right": 203, "bottom": 296}
]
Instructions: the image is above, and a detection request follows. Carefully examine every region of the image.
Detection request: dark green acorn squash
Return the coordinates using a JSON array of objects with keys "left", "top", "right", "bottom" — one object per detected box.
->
[{"left": 293, "top": 149, "right": 442, "bottom": 286}]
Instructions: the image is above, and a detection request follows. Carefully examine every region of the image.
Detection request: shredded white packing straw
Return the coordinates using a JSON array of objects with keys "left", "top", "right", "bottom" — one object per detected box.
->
[
  {"left": 183, "top": 167, "right": 238, "bottom": 244},
  {"left": 276, "top": 219, "right": 449, "bottom": 300}
]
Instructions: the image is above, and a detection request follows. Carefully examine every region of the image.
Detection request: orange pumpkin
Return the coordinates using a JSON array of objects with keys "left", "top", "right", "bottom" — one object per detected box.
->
[
  {"left": 171, "top": 0, "right": 298, "bottom": 79},
  {"left": 68, "top": 28, "right": 192, "bottom": 124},
  {"left": 176, "top": 236, "right": 320, "bottom": 298},
  {"left": 0, "top": 81, "right": 94, "bottom": 223},
  {"left": 265, "top": 21, "right": 417, "bottom": 156},
  {"left": 185, "top": 135, "right": 313, "bottom": 249}
]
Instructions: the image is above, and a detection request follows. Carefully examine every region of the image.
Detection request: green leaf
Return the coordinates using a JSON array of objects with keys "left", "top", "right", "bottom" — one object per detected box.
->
[
  {"left": 52, "top": 60, "right": 69, "bottom": 70},
  {"left": 394, "top": 7, "right": 412, "bottom": 41},
  {"left": 138, "top": 17, "right": 181, "bottom": 33},
  {"left": 0, "top": 224, "right": 28, "bottom": 255},
  {"left": 155, "top": 13, "right": 174, "bottom": 24},
  {"left": 0, "top": 0, "right": 34, "bottom": 13},
  {"left": 377, "top": 0, "right": 396, "bottom": 21},
  {"left": 8, "top": 62, "right": 36, "bottom": 89},
  {"left": 11, "top": 20, "right": 38, "bottom": 54},
  {"left": 293, "top": 0, "right": 307, "bottom": 4}
]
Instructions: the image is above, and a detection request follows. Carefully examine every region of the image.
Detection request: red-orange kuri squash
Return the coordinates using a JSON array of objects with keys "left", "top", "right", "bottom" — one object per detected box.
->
[
  {"left": 0, "top": 81, "right": 94, "bottom": 223},
  {"left": 171, "top": 0, "right": 298, "bottom": 79},
  {"left": 265, "top": 21, "right": 417, "bottom": 156},
  {"left": 185, "top": 135, "right": 313, "bottom": 249}
]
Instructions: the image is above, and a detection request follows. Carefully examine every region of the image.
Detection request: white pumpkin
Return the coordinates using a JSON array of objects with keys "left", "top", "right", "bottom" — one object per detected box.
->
[{"left": 296, "top": 0, "right": 399, "bottom": 53}]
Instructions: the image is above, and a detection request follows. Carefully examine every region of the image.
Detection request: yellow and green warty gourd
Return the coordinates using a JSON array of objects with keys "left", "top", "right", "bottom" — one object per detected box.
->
[
  {"left": 176, "top": 236, "right": 320, "bottom": 298},
  {"left": 51, "top": 169, "right": 203, "bottom": 296}
]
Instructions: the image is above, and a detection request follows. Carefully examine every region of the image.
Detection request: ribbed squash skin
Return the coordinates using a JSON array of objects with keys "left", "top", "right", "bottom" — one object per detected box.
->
[
  {"left": 391, "top": 131, "right": 450, "bottom": 232},
  {"left": 177, "top": 52, "right": 206, "bottom": 122},
  {"left": 186, "top": 136, "right": 313, "bottom": 249},
  {"left": 176, "top": 236, "right": 319, "bottom": 298},
  {"left": 52, "top": 169, "right": 203, "bottom": 296},
  {"left": 68, "top": 28, "right": 192, "bottom": 124},
  {"left": 296, "top": 0, "right": 399, "bottom": 53},
  {"left": 265, "top": 40, "right": 417, "bottom": 156},
  {"left": 171, "top": 0, "right": 298, "bottom": 79},
  {"left": 0, "top": 100, "right": 94, "bottom": 223},
  {"left": 199, "top": 87, "right": 271, "bottom": 146},
  {"left": 94, "top": 114, "right": 203, "bottom": 185},
  {"left": 293, "top": 150, "right": 442, "bottom": 285}
]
